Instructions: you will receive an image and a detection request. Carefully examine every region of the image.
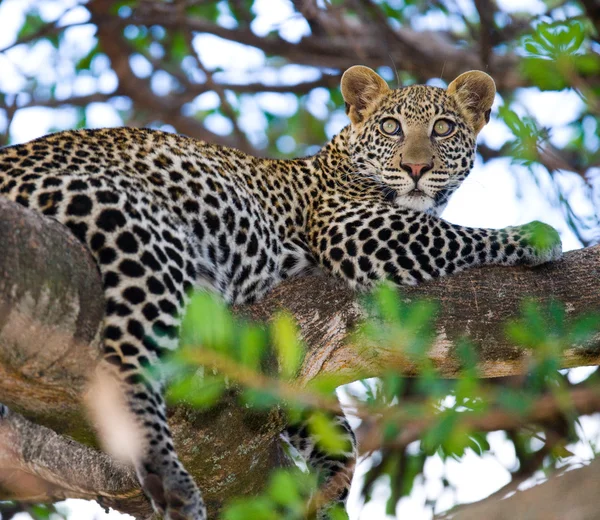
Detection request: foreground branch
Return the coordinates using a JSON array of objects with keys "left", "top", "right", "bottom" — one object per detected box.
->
[
  {"left": 358, "top": 386, "right": 600, "bottom": 456},
  {"left": 0, "top": 198, "right": 599, "bottom": 517}
]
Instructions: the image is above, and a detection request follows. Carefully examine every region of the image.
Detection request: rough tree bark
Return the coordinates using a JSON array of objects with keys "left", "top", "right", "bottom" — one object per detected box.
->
[{"left": 0, "top": 197, "right": 599, "bottom": 518}]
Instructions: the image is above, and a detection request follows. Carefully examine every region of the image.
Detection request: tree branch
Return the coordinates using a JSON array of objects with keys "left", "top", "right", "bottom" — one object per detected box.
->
[
  {"left": 453, "top": 456, "right": 600, "bottom": 520},
  {"left": 358, "top": 386, "right": 600, "bottom": 455}
]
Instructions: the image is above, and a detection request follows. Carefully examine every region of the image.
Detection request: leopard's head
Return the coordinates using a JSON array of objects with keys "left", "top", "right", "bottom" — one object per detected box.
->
[{"left": 341, "top": 66, "right": 495, "bottom": 214}]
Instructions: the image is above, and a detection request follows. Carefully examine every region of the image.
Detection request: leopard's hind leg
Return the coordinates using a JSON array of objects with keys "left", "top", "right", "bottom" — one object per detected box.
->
[{"left": 282, "top": 411, "right": 356, "bottom": 519}]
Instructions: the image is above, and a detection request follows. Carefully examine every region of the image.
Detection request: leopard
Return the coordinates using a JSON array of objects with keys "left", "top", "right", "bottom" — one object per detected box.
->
[{"left": 0, "top": 66, "right": 561, "bottom": 519}]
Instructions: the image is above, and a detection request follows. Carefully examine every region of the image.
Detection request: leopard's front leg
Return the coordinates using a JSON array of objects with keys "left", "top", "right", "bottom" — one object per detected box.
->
[{"left": 308, "top": 197, "right": 562, "bottom": 287}]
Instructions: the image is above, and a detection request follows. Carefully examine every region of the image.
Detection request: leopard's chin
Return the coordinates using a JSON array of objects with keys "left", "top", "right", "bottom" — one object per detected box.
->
[{"left": 394, "top": 190, "right": 436, "bottom": 212}]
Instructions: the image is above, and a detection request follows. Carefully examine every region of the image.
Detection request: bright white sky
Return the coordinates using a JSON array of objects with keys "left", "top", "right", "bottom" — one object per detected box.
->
[{"left": 0, "top": 1, "right": 598, "bottom": 519}]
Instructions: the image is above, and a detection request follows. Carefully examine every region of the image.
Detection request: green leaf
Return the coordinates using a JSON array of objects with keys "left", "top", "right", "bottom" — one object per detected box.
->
[
  {"left": 308, "top": 412, "right": 350, "bottom": 454},
  {"left": 17, "top": 12, "right": 45, "bottom": 41},
  {"left": 267, "top": 470, "right": 302, "bottom": 507},
  {"left": 242, "top": 388, "right": 281, "bottom": 409},
  {"left": 180, "top": 291, "right": 233, "bottom": 352},
  {"left": 271, "top": 313, "right": 304, "bottom": 379},
  {"left": 239, "top": 324, "right": 266, "bottom": 370},
  {"left": 222, "top": 497, "right": 277, "bottom": 520},
  {"left": 167, "top": 374, "right": 225, "bottom": 408},
  {"left": 171, "top": 31, "right": 189, "bottom": 61}
]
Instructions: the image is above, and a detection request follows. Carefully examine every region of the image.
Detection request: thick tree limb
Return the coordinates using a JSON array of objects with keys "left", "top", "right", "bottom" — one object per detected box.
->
[
  {"left": 451, "top": 456, "right": 600, "bottom": 520},
  {"left": 0, "top": 198, "right": 599, "bottom": 517}
]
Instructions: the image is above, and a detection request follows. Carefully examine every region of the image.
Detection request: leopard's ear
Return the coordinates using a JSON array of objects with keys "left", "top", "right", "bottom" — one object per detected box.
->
[
  {"left": 341, "top": 66, "right": 390, "bottom": 125},
  {"left": 447, "top": 70, "right": 496, "bottom": 134}
]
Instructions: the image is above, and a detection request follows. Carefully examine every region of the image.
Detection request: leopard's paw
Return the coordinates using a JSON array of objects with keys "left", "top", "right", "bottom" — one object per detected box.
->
[
  {"left": 139, "top": 461, "right": 206, "bottom": 520},
  {"left": 517, "top": 221, "right": 562, "bottom": 266}
]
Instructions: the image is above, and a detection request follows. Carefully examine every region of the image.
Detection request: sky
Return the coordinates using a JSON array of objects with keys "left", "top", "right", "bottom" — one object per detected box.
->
[{"left": 0, "top": 0, "right": 599, "bottom": 519}]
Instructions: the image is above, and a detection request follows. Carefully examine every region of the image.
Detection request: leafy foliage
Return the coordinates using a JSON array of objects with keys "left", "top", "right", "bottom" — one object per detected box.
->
[{"left": 160, "top": 284, "right": 600, "bottom": 517}]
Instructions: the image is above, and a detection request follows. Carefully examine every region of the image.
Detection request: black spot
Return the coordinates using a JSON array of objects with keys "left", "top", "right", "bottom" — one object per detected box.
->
[
  {"left": 204, "top": 211, "right": 220, "bottom": 233},
  {"left": 103, "top": 271, "right": 120, "bottom": 288},
  {"left": 159, "top": 299, "right": 177, "bottom": 315},
  {"left": 410, "top": 242, "right": 424, "bottom": 256},
  {"left": 331, "top": 233, "right": 343, "bottom": 246},
  {"left": 142, "top": 302, "right": 160, "bottom": 321},
  {"left": 397, "top": 256, "right": 414, "bottom": 270},
  {"left": 42, "top": 177, "right": 62, "bottom": 188},
  {"left": 375, "top": 248, "right": 391, "bottom": 261},
  {"left": 153, "top": 321, "right": 178, "bottom": 339},
  {"left": 98, "top": 247, "right": 117, "bottom": 264},
  {"left": 162, "top": 273, "right": 175, "bottom": 293},
  {"left": 193, "top": 220, "right": 205, "bottom": 241},
  {"left": 97, "top": 209, "right": 126, "bottom": 232},
  {"left": 165, "top": 247, "right": 184, "bottom": 267},
  {"left": 377, "top": 229, "right": 392, "bottom": 241},
  {"left": 204, "top": 194, "right": 220, "bottom": 208},
  {"left": 358, "top": 256, "right": 373, "bottom": 272},
  {"left": 106, "top": 298, "right": 132, "bottom": 317},
  {"left": 66, "top": 220, "right": 88, "bottom": 243},
  {"left": 123, "top": 286, "right": 146, "bottom": 304},
  {"left": 358, "top": 228, "right": 372, "bottom": 240},
  {"left": 141, "top": 251, "right": 161, "bottom": 271},
  {"left": 104, "top": 325, "right": 122, "bottom": 341},
  {"left": 96, "top": 190, "right": 120, "bottom": 204},
  {"left": 235, "top": 231, "right": 247, "bottom": 245},
  {"left": 362, "top": 239, "right": 378, "bottom": 255},
  {"left": 120, "top": 259, "right": 146, "bottom": 277},
  {"left": 169, "top": 170, "right": 183, "bottom": 183},
  {"left": 133, "top": 225, "right": 151, "bottom": 244},
  {"left": 330, "top": 247, "right": 343, "bottom": 261},
  {"left": 147, "top": 276, "right": 166, "bottom": 295},
  {"left": 127, "top": 319, "right": 145, "bottom": 340},
  {"left": 410, "top": 269, "right": 424, "bottom": 282},
  {"left": 67, "top": 179, "right": 88, "bottom": 191},
  {"left": 169, "top": 265, "right": 183, "bottom": 283},
  {"left": 416, "top": 234, "right": 430, "bottom": 247},
  {"left": 38, "top": 190, "right": 63, "bottom": 211},
  {"left": 105, "top": 355, "right": 122, "bottom": 367},
  {"left": 340, "top": 259, "right": 355, "bottom": 279},
  {"left": 282, "top": 255, "right": 298, "bottom": 272},
  {"left": 116, "top": 231, "right": 139, "bottom": 253},
  {"left": 184, "top": 199, "right": 199, "bottom": 213},
  {"left": 247, "top": 233, "right": 259, "bottom": 257},
  {"left": 90, "top": 232, "right": 105, "bottom": 251},
  {"left": 369, "top": 217, "right": 384, "bottom": 229},
  {"left": 345, "top": 240, "right": 357, "bottom": 257},
  {"left": 66, "top": 194, "right": 93, "bottom": 216}
]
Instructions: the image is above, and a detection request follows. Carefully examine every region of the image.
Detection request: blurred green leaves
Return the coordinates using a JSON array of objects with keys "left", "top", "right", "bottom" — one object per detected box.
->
[
  {"left": 521, "top": 21, "right": 600, "bottom": 90},
  {"left": 359, "top": 283, "right": 438, "bottom": 360},
  {"left": 222, "top": 469, "right": 325, "bottom": 520},
  {"left": 272, "top": 313, "right": 304, "bottom": 380},
  {"left": 170, "top": 281, "right": 600, "bottom": 517}
]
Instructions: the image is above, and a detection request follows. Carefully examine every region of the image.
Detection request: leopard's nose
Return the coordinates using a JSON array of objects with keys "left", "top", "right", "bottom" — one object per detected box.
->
[{"left": 400, "top": 162, "right": 432, "bottom": 181}]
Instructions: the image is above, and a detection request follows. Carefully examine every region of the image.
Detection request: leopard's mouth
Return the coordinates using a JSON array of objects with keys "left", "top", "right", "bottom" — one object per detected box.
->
[{"left": 407, "top": 188, "right": 430, "bottom": 197}]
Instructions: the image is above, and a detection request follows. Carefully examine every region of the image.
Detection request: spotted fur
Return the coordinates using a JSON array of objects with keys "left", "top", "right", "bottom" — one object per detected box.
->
[{"left": 0, "top": 67, "right": 561, "bottom": 519}]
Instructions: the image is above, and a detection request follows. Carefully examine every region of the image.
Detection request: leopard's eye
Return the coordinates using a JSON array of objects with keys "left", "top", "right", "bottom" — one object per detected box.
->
[
  {"left": 380, "top": 118, "right": 402, "bottom": 136},
  {"left": 433, "top": 119, "right": 455, "bottom": 137}
]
